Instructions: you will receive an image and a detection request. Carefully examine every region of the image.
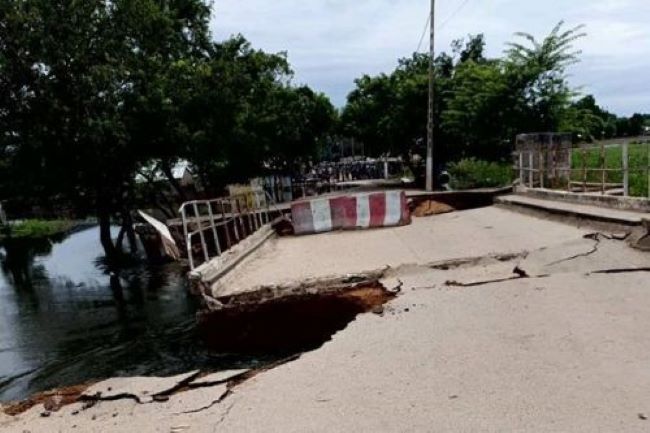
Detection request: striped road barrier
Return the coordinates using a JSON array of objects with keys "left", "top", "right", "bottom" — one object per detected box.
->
[{"left": 291, "top": 190, "right": 411, "bottom": 235}]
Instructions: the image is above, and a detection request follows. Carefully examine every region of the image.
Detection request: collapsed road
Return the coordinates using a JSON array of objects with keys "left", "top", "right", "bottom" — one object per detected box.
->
[{"left": 3, "top": 204, "right": 650, "bottom": 432}]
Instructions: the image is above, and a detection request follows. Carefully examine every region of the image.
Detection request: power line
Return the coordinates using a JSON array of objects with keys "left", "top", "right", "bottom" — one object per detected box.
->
[
  {"left": 415, "top": 14, "right": 431, "bottom": 53},
  {"left": 439, "top": 0, "right": 472, "bottom": 30},
  {"left": 416, "top": 0, "right": 473, "bottom": 53}
]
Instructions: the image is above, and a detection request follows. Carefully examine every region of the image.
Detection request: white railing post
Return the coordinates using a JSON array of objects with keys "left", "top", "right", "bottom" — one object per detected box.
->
[
  {"left": 539, "top": 150, "right": 544, "bottom": 188},
  {"left": 528, "top": 151, "right": 534, "bottom": 187},
  {"left": 180, "top": 205, "right": 189, "bottom": 251},
  {"left": 207, "top": 201, "right": 221, "bottom": 256},
  {"left": 647, "top": 141, "right": 650, "bottom": 199},
  {"left": 232, "top": 198, "right": 241, "bottom": 241},
  {"left": 192, "top": 202, "right": 209, "bottom": 263},
  {"left": 622, "top": 142, "right": 629, "bottom": 197},
  {"left": 187, "top": 234, "right": 194, "bottom": 269}
]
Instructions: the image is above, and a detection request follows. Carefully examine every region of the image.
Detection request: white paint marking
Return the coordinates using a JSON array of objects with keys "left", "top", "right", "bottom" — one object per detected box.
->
[
  {"left": 311, "top": 199, "right": 333, "bottom": 233},
  {"left": 356, "top": 194, "right": 371, "bottom": 228},
  {"left": 384, "top": 191, "right": 402, "bottom": 226}
]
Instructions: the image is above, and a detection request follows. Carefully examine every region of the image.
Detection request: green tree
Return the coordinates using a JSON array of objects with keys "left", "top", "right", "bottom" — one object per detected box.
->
[
  {"left": 0, "top": 0, "right": 211, "bottom": 261},
  {"left": 1, "top": 1, "right": 336, "bottom": 262},
  {"left": 342, "top": 23, "right": 590, "bottom": 182}
]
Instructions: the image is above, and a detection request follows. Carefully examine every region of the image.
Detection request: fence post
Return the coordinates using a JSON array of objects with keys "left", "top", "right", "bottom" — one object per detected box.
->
[
  {"left": 187, "top": 234, "right": 194, "bottom": 270},
  {"left": 600, "top": 142, "right": 606, "bottom": 195},
  {"left": 221, "top": 200, "right": 232, "bottom": 249},
  {"left": 539, "top": 150, "right": 545, "bottom": 189},
  {"left": 180, "top": 205, "right": 189, "bottom": 251},
  {"left": 192, "top": 202, "right": 209, "bottom": 263},
  {"left": 528, "top": 152, "right": 534, "bottom": 187},
  {"left": 231, "top": 198, "right": 240, "bottom": 241},
  {"left": 581, "top": 147, "right": 587, "bottom": 193},
  {"left": 622, "top": 142, "right": 629, "bottom": 197},
  {"left": 206, "top": 201, "right": 221, "bottom": 256},
  {"left": 519, "top": 152, "right": 524, "bottom": 185},
  {"left": 566, "top": 145, "right": 571, "bottom": 191}
]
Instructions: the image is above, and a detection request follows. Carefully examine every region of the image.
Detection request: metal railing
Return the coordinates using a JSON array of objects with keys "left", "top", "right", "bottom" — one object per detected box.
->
[
  {"left": 514, "top": 141, "right": 650, "bottom": 198},
  {"left": 180, "top": 190, "right": 271, "bottom": 270}
]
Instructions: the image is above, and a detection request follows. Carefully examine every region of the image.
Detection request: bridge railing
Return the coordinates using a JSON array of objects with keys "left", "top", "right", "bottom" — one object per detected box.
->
[
  {"left": 180, "top": 190, "right": 270, "bottom": 270},
  {"left": 513, "top": 141, "right": 650, "bottom": 198}
]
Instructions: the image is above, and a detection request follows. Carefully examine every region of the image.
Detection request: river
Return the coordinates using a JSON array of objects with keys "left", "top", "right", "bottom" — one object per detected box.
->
[{"left": 0, "top": 226, "right": 271, "bottom": 403}]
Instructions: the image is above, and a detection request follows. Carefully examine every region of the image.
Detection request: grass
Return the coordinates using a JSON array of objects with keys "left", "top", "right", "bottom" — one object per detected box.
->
[
  {"left": 0, "top": 219, "right": 74, "bottom": 241},
  {"left": 448, "top": 158, "right": 513, "bottom": 190},
  {"left": 570, "top": 143, "right": 650, "bottom": 198}
]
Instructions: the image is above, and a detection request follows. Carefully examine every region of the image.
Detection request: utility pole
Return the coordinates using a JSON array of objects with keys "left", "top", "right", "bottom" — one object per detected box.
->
[{"left": 425, "top": 0, "right": 436, "bottom": 191}]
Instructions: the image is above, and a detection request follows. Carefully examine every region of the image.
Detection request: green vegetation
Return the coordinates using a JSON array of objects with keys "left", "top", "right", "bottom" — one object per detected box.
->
[
  {"left": 1, "top": 4, "right": 648, "bottom": 261},
  {"left": 0, "top": 219, "right": 73, "bottom": 240},
  {"left": 340, "top": 22, "right": 649, "bottom": 182},
  {"left": 0, "top": 0, "right": 336, "bottom": 261},
  {"left": 448, "top": 159, "right": 513, "bottom": 190},
  {"left": 570, "top": 143, "right": 650, "bottom": 197}
]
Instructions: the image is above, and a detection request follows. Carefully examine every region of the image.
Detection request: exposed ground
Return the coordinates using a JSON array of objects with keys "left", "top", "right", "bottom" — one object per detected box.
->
[{"left": 3, "top": 206, "right": 650, "bottom": 432}]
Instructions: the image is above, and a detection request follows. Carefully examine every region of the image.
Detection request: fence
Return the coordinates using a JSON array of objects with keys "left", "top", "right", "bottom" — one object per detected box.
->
[
  {"left": 514, "top": 141, "right": 650, "bottom": 198},
  {"left": 180, "top": 189, "right": 271, "bottom": 270}
]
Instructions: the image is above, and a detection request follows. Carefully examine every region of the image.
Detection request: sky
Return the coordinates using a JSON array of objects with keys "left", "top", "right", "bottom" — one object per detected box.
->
[{"left": 210, "top": 0, "right": 650, "bottom": 116}]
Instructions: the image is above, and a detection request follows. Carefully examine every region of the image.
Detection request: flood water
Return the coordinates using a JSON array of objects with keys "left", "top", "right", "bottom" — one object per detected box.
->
[{"left": 0, "top": 227, "right": 277, "bottom": 403}]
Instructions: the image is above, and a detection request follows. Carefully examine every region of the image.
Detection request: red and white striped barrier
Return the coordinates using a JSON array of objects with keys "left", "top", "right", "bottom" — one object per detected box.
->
[{"left": 291, "top": 190, "right": 411, "bottom": 235}]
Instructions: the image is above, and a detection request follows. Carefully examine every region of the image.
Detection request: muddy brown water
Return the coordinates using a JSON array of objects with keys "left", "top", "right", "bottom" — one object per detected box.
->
[{"left": 0, "top": 226, "right": 392, "bottom": 405}]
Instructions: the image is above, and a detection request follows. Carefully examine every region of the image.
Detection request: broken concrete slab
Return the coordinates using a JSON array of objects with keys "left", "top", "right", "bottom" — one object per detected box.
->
[
  {"left": 7, "top": 206, "right": 650, "bottom": 432},
  {"left": 82, "top": 371, "right": 200, "bottom": 404},
  {"left": 208, "top": 270, "right": 387, "bottom": 308},
  {"left": 207, "top": 207, "right": 590, "bottom": 300}
]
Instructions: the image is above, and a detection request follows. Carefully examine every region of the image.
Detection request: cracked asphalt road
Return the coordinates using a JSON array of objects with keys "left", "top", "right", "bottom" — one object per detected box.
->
[{"left": 3, "top": 207, "right": 650, "bottom": 432}]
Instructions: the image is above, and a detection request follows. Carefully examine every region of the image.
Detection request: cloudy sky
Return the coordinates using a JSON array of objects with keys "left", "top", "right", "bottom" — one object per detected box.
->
[{"left": 210, "top": 0, "right": 650, "bottom": 116}]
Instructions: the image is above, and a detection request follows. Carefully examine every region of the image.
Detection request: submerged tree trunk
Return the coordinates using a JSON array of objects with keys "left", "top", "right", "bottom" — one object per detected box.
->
[
  {"left": 122, "top": 209, "right": 138, "bottom": 255},
  {"left": 98, "top": 208, "right": 119, "bottom": 263}
]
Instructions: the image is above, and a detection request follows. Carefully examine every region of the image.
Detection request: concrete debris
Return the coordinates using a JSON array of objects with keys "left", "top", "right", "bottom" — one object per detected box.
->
[
  {"left": 380, "top": 277, "right": 403, "bottom": 293},
  {"left": 611, "top": 232, "right": 630, "bottom": 241},
  {"left": 631, "top": 221, "right": 650, "bottom": 251}
]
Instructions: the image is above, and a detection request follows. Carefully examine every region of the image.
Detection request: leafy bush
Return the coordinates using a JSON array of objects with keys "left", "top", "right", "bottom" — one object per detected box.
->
[
  {"left": 448, "top": 158, "right": 513, "bottom": 190},
  {"left": 3, "top": 219, "right": 73, "bottom": 239}
]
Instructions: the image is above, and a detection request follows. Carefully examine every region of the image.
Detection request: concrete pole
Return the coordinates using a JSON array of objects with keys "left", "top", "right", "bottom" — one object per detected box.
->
[{"left": 425, "top": 0, "right": 436, "bottom": 192}]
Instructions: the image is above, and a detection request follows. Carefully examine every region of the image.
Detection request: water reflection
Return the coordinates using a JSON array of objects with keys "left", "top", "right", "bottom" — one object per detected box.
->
[{"left": 0, "top": 227, "right": 272, "bottom": 403}]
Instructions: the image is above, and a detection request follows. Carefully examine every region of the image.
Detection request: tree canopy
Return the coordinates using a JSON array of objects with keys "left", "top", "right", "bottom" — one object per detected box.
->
[
  {"left": 341, "top": 22, "right": 648, "bottom": 167},
  {"left": 1, "top": 7, "right": 647, "bottom": 261},
  {"left": 0, "top": 0, "right": 336, "bottom": 261}
]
